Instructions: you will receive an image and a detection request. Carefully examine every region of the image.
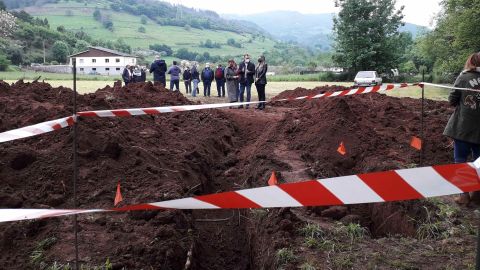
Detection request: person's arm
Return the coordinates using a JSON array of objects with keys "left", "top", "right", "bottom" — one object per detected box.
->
[
  {"left": 149, "top": 64, "right": 155, "bottom": 73},
  {"left": 449, "top": 75, "right": 463, "bottom": 106},
  {"left": 257, "top": 64, "right": 267, "bottom": 81}
]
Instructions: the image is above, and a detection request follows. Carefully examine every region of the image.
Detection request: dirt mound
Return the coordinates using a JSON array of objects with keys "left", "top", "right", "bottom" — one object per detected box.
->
[
  {"left": 270, "top": 85, "right": 349, "bottom": 108},
  {"left": 0, "top": 81, "right": 473, "bottom": 269},
  {"left": 0, "top": 80, "right": 240, "bottom": 269}
]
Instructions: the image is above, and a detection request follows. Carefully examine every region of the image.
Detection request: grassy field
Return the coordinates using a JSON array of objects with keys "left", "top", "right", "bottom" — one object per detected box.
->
[{"left": 23, "top": 0, "right": 276, "bottom": 57}]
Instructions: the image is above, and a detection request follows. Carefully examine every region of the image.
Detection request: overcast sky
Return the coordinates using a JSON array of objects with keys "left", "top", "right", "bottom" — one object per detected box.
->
[{"left": 164, "top": 0, "right": 442, "bottom": 27}]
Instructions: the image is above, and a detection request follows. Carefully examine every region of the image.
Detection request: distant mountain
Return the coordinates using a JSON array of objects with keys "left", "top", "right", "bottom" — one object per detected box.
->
[{"left": 227, "top": 11, "right": 428, "bottom": 50}]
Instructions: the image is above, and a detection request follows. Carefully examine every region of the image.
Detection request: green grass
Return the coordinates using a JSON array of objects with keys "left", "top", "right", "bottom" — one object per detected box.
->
[{"left": 24, "top": 0, "right": 276, "bottom": 57}]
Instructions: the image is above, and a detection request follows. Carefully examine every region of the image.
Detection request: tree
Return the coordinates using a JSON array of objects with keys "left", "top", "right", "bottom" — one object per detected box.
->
[
  {"left": 51, "top": 40, "right": 70, "bottom": 63},
  {"left": 140, "top": 15, "right": 147, "bottom": 25},
  {"left": 0, "top": 1, "right": 6, "bottom": 11},
  {"left": 149, "top": 44, "right": 173, "bottom": 56},
  {"left": 138, "top": 26, "right": 146, "bottom": 33},
  {"left": 415, "top": 0, "right": 480, "bottom": 76},
  {"left": 0, "top": 53, "right": 10, "bottom": 71},
  {"left": 74, "top": 40, "right": 90, "bottom": 53},
  {"left": 93, "top": 9, "right": 101, "bottom": 21},
  {"left": 333, "top": 0, "right": 405, "bottom": 73}
]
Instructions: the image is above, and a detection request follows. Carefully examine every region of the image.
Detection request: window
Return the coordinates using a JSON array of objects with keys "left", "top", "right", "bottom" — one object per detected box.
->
[
  {"left": 105, "top": 59, "right": 110, "bottom": 63},
  {"left": 79, "top": 59, "right": 84, "bottom": 64},
  {"left": 131, "top": 59, "right": 135, "bottom": 63},
  {"left": 116, "top": 58, "right": 120, "bottom": 63},
  {"left": 92, "top": 59, "right": 96, "bottom": 63},
  {"left": 105, "top": 68, "right": 110, "bottom": 71},
  {"left": 116, "top": 68, "right": 121, "bottom": 71},
  {"left": 92, "top": 68, "right": 97, "bottom": 71},
  {"left": 79, "top": 68, "right": 84, "bottom": 71}
]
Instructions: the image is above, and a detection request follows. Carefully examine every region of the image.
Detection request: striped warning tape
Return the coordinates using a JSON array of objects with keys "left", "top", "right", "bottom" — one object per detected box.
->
[
  {"left": 0, "top": 116, "right": 75, "bottom": 143},
  {"left": 1, "top": 160, "right": 479, "bottom": 223},
  {"left": 0, "top": 83, "right": 418, "bottom": 144}
]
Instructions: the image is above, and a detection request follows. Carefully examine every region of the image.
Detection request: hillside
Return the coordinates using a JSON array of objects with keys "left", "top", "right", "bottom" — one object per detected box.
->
[
  {"left": 7, "top": 0, "right": 277, "bottom": 59},
  {"left": 229, "top": 11, "right": 428, "bottom": 50}
]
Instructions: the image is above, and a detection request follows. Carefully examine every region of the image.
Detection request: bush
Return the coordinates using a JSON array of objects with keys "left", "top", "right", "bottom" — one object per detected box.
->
[
  {"left": 149, "top": 44, "right": 173, "bottom": 56},
  {"left": 51, "top": 41, "right": 70, "bottom": 63},
  {"left": 140, "top": 15, "right": 147, "bottom": 25},
  {"left": 138, "top": 26, "right": 146, "bottom": 33},
  {"left": 0, "top": 53, "right": 10, "bottom": 71}
]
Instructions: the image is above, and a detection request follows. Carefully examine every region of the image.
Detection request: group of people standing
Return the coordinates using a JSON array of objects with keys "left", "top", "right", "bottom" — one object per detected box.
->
[
  {"left": 142, "top": 54, "right": 268, "bottom": 110},
  {"left": 122, "top": 65, "right": 147, "bottom": 85}
]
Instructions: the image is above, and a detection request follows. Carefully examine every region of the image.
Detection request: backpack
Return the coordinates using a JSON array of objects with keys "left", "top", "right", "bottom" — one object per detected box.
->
[{"left": 215, "top": 67, "right": 224, "bottom": 79}]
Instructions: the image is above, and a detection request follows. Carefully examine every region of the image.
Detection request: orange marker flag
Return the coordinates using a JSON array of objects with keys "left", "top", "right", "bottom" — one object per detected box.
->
[
  {"left": 410, "top": 136, "right": 422, "bottom": 150},
  {"left": 337, "top": 142, "right": 347, "bottom": 156},
  {"left": 268, "top": 171, "right": 278, "bottom": 186},
  {"left": 114, "top": 182, "right": 123, "bottom": 207}
]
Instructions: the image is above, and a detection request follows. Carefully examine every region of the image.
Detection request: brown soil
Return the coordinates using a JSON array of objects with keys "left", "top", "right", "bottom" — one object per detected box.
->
[{"left": 0, "top": 81, "right": 476, "bottom": 269}]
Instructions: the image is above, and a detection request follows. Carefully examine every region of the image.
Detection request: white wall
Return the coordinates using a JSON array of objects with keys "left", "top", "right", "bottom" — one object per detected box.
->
[{"left": 69, "top": 56, "right": 137, "bottom": 75}]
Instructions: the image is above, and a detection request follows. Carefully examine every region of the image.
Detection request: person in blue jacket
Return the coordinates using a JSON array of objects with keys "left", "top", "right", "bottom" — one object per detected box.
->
[
  {"left": 167, "top": 61, "right": 182, "bottom": 91},
  {"left": 149, "top": 55, "right": 167, "bottom": 87},
  {"left": 201, "top": 63, "right": 214, "bottom": 97}
]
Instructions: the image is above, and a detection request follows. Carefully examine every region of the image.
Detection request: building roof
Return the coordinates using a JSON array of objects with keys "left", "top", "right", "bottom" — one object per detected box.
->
[{"left": 69, "top": 46, "right": 135, "bottom": 58}]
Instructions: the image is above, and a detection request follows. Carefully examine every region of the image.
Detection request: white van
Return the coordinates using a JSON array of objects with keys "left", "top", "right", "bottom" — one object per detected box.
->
[{"left": 354, "top": 71, "right": 382, "bottom": 87}]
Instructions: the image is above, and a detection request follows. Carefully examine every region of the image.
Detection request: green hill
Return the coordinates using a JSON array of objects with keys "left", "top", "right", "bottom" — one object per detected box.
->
[{"left": 9, "top": 0, "right": 277, "bottom": 59}]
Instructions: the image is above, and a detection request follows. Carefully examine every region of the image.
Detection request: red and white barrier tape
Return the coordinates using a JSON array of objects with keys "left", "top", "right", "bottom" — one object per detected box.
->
[
  {"left": 275, "top": 83, "right": 416, "bottom": 102},
  {"left": 0, "top": 84, "right": 418, "bottom": 144},
  {"left": 1, "top": 159, "right": 479, "bottom": 223},
  {"left": 420, "top": 82, "right": 480, "bottom": 93},
  {"left": 0, "top": 116, "right": 75, "bottom": 143}
]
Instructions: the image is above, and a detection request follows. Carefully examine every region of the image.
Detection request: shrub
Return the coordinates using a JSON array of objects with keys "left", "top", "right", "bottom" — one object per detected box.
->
[
  {"left": 0, "top": 53, "right": 11, "bottom": 71},
  {"left": 138, "top": 26, "right": 146, "bottom": 33}
]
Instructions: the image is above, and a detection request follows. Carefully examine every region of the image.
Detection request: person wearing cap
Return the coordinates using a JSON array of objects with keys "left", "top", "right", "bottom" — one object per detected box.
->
[
  {"left": 215, "top": 64, "right": 226, "bottom": 97},
  {"left": 238, "top": 53, "right": 256, "bottom": 108},
  {"left": 149, "top": 55, "right": 167, "bottom": 87},
  {"left": 201, "top": 63, "right": 214, "bottom": 97},
  {"left": 225, "top": 59, "right": 240, "bottom": 105},
  {"left": 443, "top": 52, "right": 480, "bottom": 205},
  {"left": 254, "top": 55, "right": 268, "bottom": 110}
]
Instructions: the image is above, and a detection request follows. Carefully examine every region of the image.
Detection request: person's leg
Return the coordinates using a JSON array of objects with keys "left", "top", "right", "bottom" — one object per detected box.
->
[
  {"left": 454, "top": 139, "right": 471, "bottom": 163},
  {"left": 238, "top": 83, "right": 245, "bottom": 108},
  {"left": 203, "top": 82, "right": 207, "bottom": 96},
  {"left": 207, "top": 82, "right": 211, "bottom": 96},
  {"left": 216, "top": 80, "right": 221, "bottom": 97},
  {"left": 161, "top": 77, "right": 166, "bottom": 88},
  {"left": 184, "top": 82, "right": 188, "bottom": 93},
  {"left": 175, "top": 80, "right": 180, "bottom": 91},
  {"left": 261, "top": 85, "right": 266, "bottom": 108},
  {"left": 454, "top": 139, "right": 473, "bottom": 204},
  {"left": 169, "top": 80, "right": 174, "bottom": 91},
  {"left": 472, "top": 143, "right": 480, "bottom": 160},
  {"left": 192, "top": 80, "right": 198, "bottom": 97},
  {"left": 220, "top": 81, "right": 225, "bottom": 97},
  {"left": 245, "top": 84, "right": 252, "bottom": 108}
]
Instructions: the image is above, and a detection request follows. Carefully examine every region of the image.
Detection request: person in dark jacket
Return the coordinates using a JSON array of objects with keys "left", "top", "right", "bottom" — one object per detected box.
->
[
  {"left": 254, "top": 55, "right": 268, "bottom": 110},
  {"left": 215, "top": 64, "right": 226, "bottom": 97},
  {"left": 443, "top": 52, "right": 480, "bottom": 205},
  {"left": 167, "top": 61, "right": 182, "bottom": 91},
  {"left": 201, "top": 63, "right": 214, "bottom": 97},
  {"left": 238, "top": 54, "right": 256, "bottom": 108},
  {"left": 140, "top": 66, "right": 147, "bottom": 82},
  {"left": 191, "top": 64, "right": 200, "bottom": 97},
  {"left": 183, "top": 66, "right": 192, "bottom": 94},
  {"left": 149, "top": 55, "right": 167, "bottom": 87},
  {"left": 122, "top": 65, "right": 132, "bottom": 85},
  {"left": 132, "top": 65, "right": 142, "bottom": 83}
]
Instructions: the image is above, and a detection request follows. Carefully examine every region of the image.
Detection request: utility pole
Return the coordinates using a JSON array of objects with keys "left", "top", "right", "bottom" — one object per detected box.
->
[{"left": 43, "top": 40, "right": 46, "bottom": 64}]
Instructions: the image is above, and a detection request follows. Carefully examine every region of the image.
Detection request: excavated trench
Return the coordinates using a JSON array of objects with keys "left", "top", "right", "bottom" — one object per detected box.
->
[{"left": 0, "top": 81, "right": 456, "bottom": 269}]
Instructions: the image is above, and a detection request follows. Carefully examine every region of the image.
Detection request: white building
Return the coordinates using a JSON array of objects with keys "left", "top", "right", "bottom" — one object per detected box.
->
[{"left": 69, "top": 47, "right": 137, "bottom": 75}]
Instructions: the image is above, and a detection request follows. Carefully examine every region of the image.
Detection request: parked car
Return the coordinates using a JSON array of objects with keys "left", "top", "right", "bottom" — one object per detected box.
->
[{"left": 354, "top": 71, "right": 382, "bottom": 87}]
